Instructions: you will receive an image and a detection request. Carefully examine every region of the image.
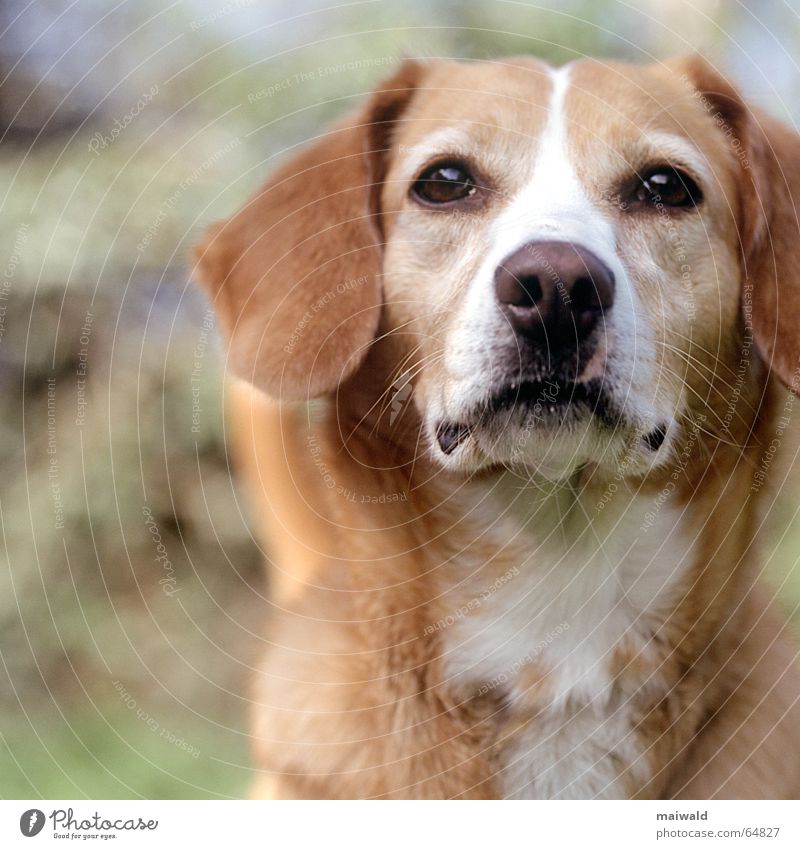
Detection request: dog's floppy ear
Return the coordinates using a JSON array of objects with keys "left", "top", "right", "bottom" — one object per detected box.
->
[
  {"left": 193, "top": 60, "right": 423, "bottom": 401},
  {"left": 678, "top": 56, "right": 800, "bottom": 393}
]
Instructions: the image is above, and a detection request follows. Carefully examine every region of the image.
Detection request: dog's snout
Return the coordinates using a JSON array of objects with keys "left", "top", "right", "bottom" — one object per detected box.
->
[{"left": 494, "top": 241, "right": 615, "bottom": 347}]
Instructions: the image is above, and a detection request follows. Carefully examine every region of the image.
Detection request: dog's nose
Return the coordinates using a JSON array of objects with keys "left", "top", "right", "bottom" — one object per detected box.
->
[{"left": 494, "top": 241, "right": 615, "bottom": 347}]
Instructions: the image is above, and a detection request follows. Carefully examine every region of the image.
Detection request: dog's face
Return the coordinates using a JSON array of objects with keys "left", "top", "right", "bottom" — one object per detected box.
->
[
  {"left": 196, "top": 57, "right": 800, "bottom": 479},
  {"left": 377, "top": 59, "right": 745, "bottom": 477}
]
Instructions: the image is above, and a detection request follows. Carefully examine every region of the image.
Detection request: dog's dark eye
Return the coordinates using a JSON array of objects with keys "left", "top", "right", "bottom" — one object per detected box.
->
[
  {"left": 412, "top": 163, "right": 476, "bottom": 205},
  {"left": 635, "top": 167, "right": 702, "bottom": 208}
]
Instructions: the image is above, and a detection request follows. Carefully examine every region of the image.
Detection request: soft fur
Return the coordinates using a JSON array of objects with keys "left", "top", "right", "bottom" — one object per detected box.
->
[{"left": 194, "top": 55, "right": 800, "bottom": 799}]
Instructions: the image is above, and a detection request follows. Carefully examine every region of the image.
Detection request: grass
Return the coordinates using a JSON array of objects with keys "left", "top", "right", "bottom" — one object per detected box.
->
[{"left": 1, "top": 707, "right": 252, "bottom": 799}]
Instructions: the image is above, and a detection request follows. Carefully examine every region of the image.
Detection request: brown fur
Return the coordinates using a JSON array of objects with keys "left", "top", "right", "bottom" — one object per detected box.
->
[{"left": 195, "top": 56, "right": 800, "bottom": 799}]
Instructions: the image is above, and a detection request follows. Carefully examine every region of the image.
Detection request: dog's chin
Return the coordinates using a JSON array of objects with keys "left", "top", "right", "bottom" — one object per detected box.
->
[
  {"left": 431, "top": 379, "right": 669, "bottom": 479},
  {"left": 434, "top": 406, "right": 602, "bottom": 480}
]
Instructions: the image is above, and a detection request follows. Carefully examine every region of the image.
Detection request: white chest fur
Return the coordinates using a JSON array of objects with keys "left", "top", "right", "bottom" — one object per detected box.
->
[{"left": 440, "top": 471, "right": 693, "bottom": 798}]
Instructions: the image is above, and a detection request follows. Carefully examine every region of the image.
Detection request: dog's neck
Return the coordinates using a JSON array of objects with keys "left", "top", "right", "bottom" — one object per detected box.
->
[
  {"left": 332, "top": 400, "right": 696, "bottom": 544},
  {"left": 315, "top": 389, "right": 765, "bottom": 763},
  {"left": 328, "top": 364, "right": 771, "bottom": 585}
]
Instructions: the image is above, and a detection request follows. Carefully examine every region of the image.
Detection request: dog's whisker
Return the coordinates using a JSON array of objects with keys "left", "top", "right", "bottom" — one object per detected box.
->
[{"left": 654, "top": 341, "right": 761, "bottom": 415}]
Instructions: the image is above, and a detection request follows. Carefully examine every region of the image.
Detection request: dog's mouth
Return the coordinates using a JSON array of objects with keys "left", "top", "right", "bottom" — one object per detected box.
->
[
  {"left": 435, "top": 378, "right": 613, "bottom": 454},
  {"left": 435, "top": 378, "right": 668, "bottom": 459},
  {"left": 486, "top": 378, "right": 615, "bottom": 419}
]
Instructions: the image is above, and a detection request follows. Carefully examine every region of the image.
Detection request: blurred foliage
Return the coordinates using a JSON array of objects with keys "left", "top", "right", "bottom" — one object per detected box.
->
[{"left": 1, "top": 0, "right": 799, "bottom": 799}]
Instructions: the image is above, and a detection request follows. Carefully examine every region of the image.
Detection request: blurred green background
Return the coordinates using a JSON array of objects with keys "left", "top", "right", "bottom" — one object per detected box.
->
[{"left": 1, "top": 0, "right": 799, "bottom": 799}]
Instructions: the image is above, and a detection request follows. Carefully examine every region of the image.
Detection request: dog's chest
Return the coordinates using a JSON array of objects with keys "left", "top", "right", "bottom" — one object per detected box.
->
[{"left": 438, "top": 482, "right": 693, "bottom": 798}]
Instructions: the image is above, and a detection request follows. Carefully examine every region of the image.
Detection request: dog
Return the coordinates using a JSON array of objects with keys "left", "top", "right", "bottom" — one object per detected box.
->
[{"left": 194, "top": 55, "right": 800, "bottom": 799}]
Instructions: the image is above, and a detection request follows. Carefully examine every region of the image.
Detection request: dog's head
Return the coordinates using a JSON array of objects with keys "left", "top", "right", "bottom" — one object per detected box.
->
[{"left": 195, "top": 56, "right": 800, "bottom": 479}]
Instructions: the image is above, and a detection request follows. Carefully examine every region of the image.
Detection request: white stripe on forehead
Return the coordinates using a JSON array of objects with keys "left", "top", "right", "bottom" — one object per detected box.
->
[
  {"left": 489, "top": 63, "right": 616, "bottom": 260},
  {"left": 543, "top": 62, "right": 571, "bottom": 160}
]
